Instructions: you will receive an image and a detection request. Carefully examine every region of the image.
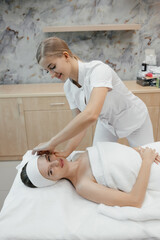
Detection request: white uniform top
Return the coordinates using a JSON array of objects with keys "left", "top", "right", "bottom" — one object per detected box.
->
[{"left": 64, "top": 60, "right": 148, "bottom": 138}]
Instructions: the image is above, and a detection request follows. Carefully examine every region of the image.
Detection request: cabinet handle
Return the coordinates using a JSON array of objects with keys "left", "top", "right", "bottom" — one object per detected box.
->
[
  {"left": 17, "top": 98, "right": 23, "bottom": 116},
  {"left": 50, "top": 103, "right": 65, "bottom": 106},
  {"left": 17, "top": 103, "right": 21, "bottom": 116}
]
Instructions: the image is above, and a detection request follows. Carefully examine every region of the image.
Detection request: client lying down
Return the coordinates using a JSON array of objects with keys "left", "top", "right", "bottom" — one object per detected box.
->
[{"left": 19, "top": 142, "right": 160, "bottom": 208}]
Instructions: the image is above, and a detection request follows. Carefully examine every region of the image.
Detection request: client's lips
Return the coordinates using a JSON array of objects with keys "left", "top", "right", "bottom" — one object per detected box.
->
[
  {"left": 60, "top": 159, "right": 64, "bottom": 168},
  {"left": 57, "top": 73, "right": 62, "bottom": 79}
]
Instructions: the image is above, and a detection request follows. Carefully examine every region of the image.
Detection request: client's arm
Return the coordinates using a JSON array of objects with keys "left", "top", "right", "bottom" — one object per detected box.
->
[
  {"left": 76, "top": 148, "right": 158, "bottom": 208},
  {"left": 134, "top": 146, "right": 160, "bottom": 165}
]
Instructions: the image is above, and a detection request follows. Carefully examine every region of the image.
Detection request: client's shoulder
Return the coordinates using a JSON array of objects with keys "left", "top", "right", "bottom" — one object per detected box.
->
[{"left": 75, "top": 151, "right": 97, "bottom": 191}]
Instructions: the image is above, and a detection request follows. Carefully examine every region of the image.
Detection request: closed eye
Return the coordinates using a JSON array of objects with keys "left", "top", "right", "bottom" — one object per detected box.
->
[
  {"left": 47, "top": 63, "right": 56, "bottom": 72},
  {"left": 48, "top": 155, "right": 51, "bottom": 162},
  {"left": 47, "top": 168, "right": 53, "bottom": 177},
  {"left": 45, "top": 154, "right": 50, "bottom": 162},
  {"left": 49, "top": 66, "right": 56, "bottom": 72}
]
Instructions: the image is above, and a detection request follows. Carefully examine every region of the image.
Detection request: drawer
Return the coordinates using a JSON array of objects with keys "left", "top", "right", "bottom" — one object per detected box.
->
[
  {"left": 23, "top": 96, "right": 70, "bottom": 111},
  {"left": 135, "top": 93, "right": 160, "bottom": 107}
]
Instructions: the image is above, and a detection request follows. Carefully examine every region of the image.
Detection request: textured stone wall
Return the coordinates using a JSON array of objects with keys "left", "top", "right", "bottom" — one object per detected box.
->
[{"left": 0, "top": 0, "right": 160, "bottom": 84}]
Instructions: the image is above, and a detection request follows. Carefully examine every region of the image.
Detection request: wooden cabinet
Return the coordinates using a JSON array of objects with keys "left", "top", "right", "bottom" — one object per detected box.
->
[
  {"left": 0, "top": 98, "right": 27, "bottom": 160},
  {"left": 0, "top": 84, "right": 93, "bottom": 160},
  {"left": 0, "top": 82, "right": 160, "bottom": 160},
  {"left": 157, "top": 115, "right": 160, "bottom": 141},
  {"left": 23, "top": 96, "right": 92, "bottom": 151},
  {"left": 134, "top": 92, "right": 160, "bottom": 141},
  {"left": 119, "top": 91, "right": 160, "bottom": 145}
]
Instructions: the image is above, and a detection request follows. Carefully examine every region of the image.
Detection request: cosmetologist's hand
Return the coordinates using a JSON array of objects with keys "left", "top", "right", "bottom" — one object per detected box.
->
[
  {"left": 32, "top": 141, "right": 55, "bottom": 155},
  {"left": 54, "top": 149, "right": 72, "bottom": 158}
]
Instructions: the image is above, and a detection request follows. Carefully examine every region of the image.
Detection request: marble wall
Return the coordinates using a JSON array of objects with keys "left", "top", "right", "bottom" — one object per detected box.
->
[{"left": 0, "top": 0, "right": 160, "bottom": 84}]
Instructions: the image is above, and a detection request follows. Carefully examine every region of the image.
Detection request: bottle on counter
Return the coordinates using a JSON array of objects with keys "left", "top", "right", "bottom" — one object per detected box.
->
[{"left": 141, "top": 61, "right": 147, "bottom": 71}]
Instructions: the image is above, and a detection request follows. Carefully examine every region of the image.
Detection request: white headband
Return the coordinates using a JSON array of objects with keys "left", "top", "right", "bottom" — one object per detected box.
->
[{"left": 17, "top": 150, "right": 56, "bottom": 188}]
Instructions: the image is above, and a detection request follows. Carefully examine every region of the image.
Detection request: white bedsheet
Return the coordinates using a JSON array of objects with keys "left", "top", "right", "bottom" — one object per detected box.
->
[{"left": 0, "top": 145, "right": 160, "bottom": 239}]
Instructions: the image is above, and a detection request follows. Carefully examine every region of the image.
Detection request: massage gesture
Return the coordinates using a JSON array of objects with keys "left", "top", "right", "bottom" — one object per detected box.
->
[
  {"left": 32, "top": 138, "right": 70, "bottom": 157},
  {"left": 32, "top": 141, "right": 160, "bottom": 165},
  {"left": 32, "top": 141, "right": 54, "bottom": 156}
]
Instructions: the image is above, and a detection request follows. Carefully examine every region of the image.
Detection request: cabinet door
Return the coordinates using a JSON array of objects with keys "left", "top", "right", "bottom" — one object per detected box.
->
[
  {"left": 25, "top": 110, "right": 92, "bottom": 151},
  {"left": 0, "top": 98, "right": 27, "bottom": 156},
  {"left": 135, "top": 93, "right": 160, "bottom": 142},
  {"left": 23, "top": 96, "right": 93, "bottom": 151},
  {"left": 156, "top": 108, "right": 160, "bottom": 141},
  {"left": 147, "top": 107, "right": 159, "bottom": 141}
]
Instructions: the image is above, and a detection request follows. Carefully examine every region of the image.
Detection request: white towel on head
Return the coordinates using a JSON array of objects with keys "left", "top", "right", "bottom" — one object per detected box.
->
[{"left": 16, "top": 150, "right": 56, "bottom": 188}]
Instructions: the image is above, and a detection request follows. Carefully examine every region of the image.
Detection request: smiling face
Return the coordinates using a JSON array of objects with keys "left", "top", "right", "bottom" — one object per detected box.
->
[
  {"left": 39, "top": 53, "right": 72, "bottom": 81},
  {"left": 37, "top": 154, "right": 69, "bottom": 181}
]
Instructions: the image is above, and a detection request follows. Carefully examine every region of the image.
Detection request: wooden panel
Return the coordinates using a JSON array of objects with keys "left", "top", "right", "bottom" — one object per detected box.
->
[
  {"left": 147, "top": 107, "right": 160, "bottom": 141},
  {"left": 0, "top": 155, "right": 22, "bottom": 161},
  {"left": 118, "top": 138, "right": 129, "bottom": 146},
  {"left": 23, "top": 97, "right": 70, "bottom": 111},
  {"left": 25, "top": 110, "right": 92, "bottom": 151},
  {"left": 77, "top": 126, "right": 93, "bottom": 150},
  {"left": 0, "top": 98, "right": 27, "bottom": 156},
  {"left": 134, "top": 93, "right": 160, "bottom": 107},
  {"left": 156, "top": 109, "right": 160, "bottom": 141}
]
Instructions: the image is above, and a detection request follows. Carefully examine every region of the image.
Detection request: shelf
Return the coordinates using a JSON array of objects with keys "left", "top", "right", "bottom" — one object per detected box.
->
[{"left": 43, "top": 24, "right": 141, "bottom": 32}]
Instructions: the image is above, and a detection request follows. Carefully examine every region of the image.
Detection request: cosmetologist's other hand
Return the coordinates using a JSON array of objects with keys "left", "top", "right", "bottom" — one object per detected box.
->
[{"left": 54, "top": 149, "right": 72, "bottom": 158}]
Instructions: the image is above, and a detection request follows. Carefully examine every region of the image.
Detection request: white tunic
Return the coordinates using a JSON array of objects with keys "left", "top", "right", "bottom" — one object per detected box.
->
[{"left": 64, "top": 60, "right": 148, "bottom": 138}]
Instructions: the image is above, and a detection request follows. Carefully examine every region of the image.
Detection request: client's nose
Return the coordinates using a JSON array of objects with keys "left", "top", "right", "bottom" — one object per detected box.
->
[
  {"left": 49, "top": 71, "right": 56, "bottom": 79},
  {"left": 51, "top": 154, "right": 59, "bottom": 161},
  {"left": 50, "top": 160, "right": 59, "bottom": 167}
]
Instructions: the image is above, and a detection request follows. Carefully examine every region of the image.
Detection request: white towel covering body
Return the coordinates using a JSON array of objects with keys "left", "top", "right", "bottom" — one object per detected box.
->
[{"left": 87, "top": 142, "right": 160, "bottom": 221}]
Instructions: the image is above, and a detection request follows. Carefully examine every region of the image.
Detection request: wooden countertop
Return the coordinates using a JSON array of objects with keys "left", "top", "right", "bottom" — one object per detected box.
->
[
  {"left": 0, "top": 81, "right": 160, "bottom": 98},
  {"left": 0, "top": 83, "right": 65, "bottom": 98},
  {"left": 124, "top": 81, "right": 160, "bottom": 94}
]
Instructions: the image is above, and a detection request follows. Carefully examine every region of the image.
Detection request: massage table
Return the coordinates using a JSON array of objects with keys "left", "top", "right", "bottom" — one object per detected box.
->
[{"left": 0, "top": 142, "right": 160, "bottom": 239}]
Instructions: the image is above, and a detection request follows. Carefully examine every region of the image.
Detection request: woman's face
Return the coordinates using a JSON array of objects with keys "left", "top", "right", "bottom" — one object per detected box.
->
[
  {"left": 39, "top": 54, "right": 72, "bottom": 81},
  {"left": 38, "top": 154, "right": 69, "bottom": 181}
]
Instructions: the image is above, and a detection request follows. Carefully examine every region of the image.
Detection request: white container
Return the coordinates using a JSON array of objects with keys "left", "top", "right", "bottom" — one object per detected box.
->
[{"left": 145, "top": 49, "right": 157, "bottom": 65}]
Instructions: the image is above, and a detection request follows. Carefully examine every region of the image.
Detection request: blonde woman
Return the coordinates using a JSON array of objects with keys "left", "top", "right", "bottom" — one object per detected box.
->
[{"left": 33, "top": 37, "right": 154, "bottom": 157}]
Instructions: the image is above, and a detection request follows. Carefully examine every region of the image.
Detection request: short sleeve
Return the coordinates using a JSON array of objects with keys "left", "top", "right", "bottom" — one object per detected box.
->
[
  {"left": 90, "top": 63, "right": 113, "bottom": 90},
  {"left": 63, "top": 80, "right": 77, "bottom": 109}
]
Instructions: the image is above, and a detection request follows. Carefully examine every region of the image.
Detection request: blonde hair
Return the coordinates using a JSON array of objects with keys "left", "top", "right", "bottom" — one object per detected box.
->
[{"left": 36, "top": 37, "right": 79, "bottom": 63}]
